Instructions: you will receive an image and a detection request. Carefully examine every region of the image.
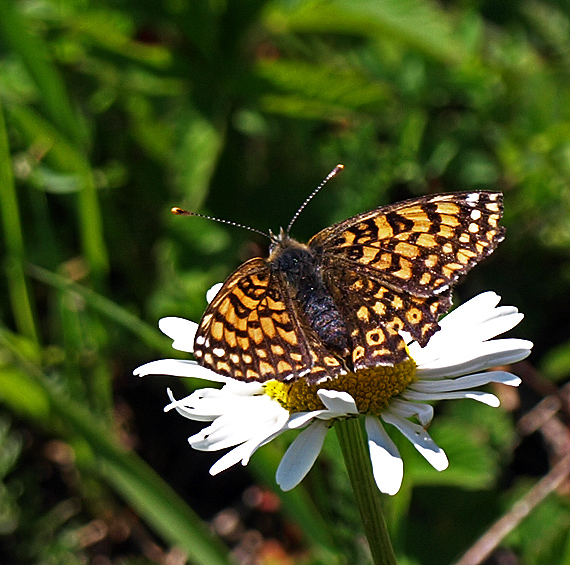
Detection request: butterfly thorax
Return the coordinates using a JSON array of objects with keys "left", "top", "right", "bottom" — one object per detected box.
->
[{"left": 268, "top": 231, "right": 350, "bottom": 359}]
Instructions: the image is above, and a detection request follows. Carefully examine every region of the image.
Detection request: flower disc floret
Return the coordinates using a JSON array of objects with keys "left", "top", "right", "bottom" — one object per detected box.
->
[{"left": 265, "top": 358, "right": 417, "bottom": 415}]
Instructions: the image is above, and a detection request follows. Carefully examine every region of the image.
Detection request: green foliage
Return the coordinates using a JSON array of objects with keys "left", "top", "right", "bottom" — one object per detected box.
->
[{"left": 0, "top": 0, "right": 569, "bottom": 562}]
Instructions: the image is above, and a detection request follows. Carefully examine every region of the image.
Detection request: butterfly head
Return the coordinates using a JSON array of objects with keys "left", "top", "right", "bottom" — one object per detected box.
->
[
  {"left": 268, "top": 226, "right": 287, "bottom": 246},
  {"left": 268, "top": 227, "right": 308, "bottom": 262}
]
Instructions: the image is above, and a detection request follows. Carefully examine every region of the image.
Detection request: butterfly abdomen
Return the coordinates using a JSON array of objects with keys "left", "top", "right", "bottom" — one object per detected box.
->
[{"left": 270, "top": 241, "right": 349, "bottom": 357}]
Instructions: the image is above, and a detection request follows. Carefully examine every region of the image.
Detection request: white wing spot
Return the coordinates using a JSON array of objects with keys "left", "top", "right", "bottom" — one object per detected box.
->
[{"left": 434, "top": 284, "right": 450, "bottom": 294}]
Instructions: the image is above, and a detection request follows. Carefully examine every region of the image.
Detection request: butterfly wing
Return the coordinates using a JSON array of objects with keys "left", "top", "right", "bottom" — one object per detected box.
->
[
  {"left": 310, "top": 191, "right": 504, "bottom": 367},
  {"left": 323, "top": 266, "right": 452, "bottom": 368},
  {"left": 193, "top": 258, "right": 346, "bottom": 383}
]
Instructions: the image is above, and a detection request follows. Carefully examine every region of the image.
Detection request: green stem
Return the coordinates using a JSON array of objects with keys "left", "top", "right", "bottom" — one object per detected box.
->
[
  {"left": 335, "top": 418, "right": 397, "bottom": 565},
  {"left": 0, "top": 104, "right": 38, "bottom": 344}
]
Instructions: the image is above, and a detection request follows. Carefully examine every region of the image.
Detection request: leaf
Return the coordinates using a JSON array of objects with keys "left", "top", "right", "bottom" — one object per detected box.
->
[
  {"left": 265, "top": 0, "right": 464, "bottom": 64},
  {"left": 406, "top": 417, "right": 499, "bottom": 489},
  {"left": 0, "top": 366, "right": 50, "bottom": 421},
  {"left": 172, "top": 107, "right": 225, "bottom": 211},
  {"left": 257, "top": 60, "right": 390, "bottom": 112}
]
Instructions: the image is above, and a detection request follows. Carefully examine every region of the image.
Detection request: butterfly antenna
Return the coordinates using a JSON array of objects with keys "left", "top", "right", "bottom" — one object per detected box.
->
[
  {"left": 171, "top": 208, "right": 271, "bottom": 239},
  {"left": 285, "top": 164, "right": 344, "bottom": 236}
]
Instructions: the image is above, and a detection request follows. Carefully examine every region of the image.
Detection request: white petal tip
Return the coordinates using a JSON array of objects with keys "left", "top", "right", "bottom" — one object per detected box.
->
[
  {"left": 276, "top": 478, "right": 298, "bottom": 492},
  {"left": 158, "top": 317, "right": 198, "bottom": 352},
  {"left": 375, "top": 464, "right": 404, "bottom": 495},
  {"left": 379, "top": 482, "right": 402, "bottom": 496},
  {"left": 132, "top": 361, "right": 161, "bottom": 377},
  {"left": 465, "top": 392, "right": 501, "bottom": 407},
  {"left": 365, "top": 416, "right": 404, "bottom": 495},
  {"left": 429, "top": 451, "right": 449, "bottom": 471},
  {"left": 206, "top": 283, "right": 223, "bottom": 304}
]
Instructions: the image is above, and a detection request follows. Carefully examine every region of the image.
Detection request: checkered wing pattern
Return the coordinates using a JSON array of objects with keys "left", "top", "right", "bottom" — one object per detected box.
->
[
  {"left": 311, "top": 191, "right": 504, "bottom": 366},
  {"left": 193, "top": 258, "right": 346, "bottom": 382}
]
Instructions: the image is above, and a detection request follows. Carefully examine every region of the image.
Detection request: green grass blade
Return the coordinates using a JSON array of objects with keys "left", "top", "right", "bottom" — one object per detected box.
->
[
  {"left": 6, "top": 103, "right": 109, "bottom": 279},
  {"left": 266, "top": 0, "right": 463, "bottom": 64},
  {"left": 0, "top": 328, "right": 229, "bottom": 565},
  {"left": 0, "top": 0, "right": 86, "bottom": 147},
  {"left": 27, "top": 264, "right": 175, "bottom": 355},
  {"left": 75, "top": 158, "right": 110, "bottom": 283},
  {"left": 0, "top": 0, "right": 110, "bottom": 280},
  {"left": 0, "top": 104, "right": 38, "bottom": 343}
]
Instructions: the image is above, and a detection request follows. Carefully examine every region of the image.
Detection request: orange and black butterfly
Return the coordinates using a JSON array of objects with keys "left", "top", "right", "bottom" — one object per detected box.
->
[{"left": 175, "top": 166, "right": 504, "bottom": 385}]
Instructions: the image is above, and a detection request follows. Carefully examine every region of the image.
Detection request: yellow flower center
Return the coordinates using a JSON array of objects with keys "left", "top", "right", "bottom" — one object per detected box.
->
[{"left": 264, "top": 358, "right": 417, "bottom": 415}]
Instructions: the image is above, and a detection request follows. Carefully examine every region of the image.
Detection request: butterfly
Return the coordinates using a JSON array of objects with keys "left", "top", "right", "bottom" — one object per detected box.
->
[{"left": 179, "top": 167, "right": 504, "bottom": 385}]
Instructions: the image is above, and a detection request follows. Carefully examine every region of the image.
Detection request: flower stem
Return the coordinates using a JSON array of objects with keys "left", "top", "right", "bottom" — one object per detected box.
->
[{"left": 335, "top": 418, "right": 397, "bottom": 565}]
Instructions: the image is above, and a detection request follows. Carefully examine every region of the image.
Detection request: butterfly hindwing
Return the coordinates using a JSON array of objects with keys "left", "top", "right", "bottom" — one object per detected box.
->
[{"left": 324, "top": 267, "right": 452, "bottom": 367}]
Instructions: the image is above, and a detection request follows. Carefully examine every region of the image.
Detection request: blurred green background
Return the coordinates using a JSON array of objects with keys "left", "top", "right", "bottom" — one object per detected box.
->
[{"left": 1, "top": 0, "right": 570, "bottom": 563}]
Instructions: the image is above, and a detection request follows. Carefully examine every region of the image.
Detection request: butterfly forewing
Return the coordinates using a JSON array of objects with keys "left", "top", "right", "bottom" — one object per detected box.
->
[
  {"left": 310, "top": 191, "right": 504, "bottom": 296},
  {"left": 193, "top": 190, "right": 505, "bottom": 382},
  {"left": 193, "top": 258, "right": 346, "bottom": 383}
]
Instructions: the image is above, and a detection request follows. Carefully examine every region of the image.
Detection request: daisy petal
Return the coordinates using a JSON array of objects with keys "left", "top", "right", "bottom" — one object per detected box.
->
[
  {"left": 209, "top": 441, "right": 255, "bottom": 475},
  {"left": 210, "top": 418, "right": 293, "bottom": 476},
  {"left": 206, "top": 283, "right": 223, "bottom": 304},
  {"left": 164, "top": 388, "right": 220, "bottom": 421},
  {"left": 382, "top": 412, "right": 448, "bottom": 471},
  {"left": 403, "top": 389, "right": 501, "bottom": 407},
  {"left": 365, "top": 416, "right": 404, "bottom": 495},
  {"left": 410, "top": 291, "right": 531, "bottom": 368},
  {"left": 158, "top": 317, "right": 198, "bottom": 352},
  {"left": 416, "top": 339, "right": 532, "bottom": 378},
  {"left": 317, "top": 389, "right": 359, "bottom": 414},
  {"left": 287, "top": 411, "right": 325, "bottom": 428},
  {"left": 189, "top": 400, "right": 289, "bottom": 451},
  {"left": 165, "top": 387, "right": 266, "bottom": 420},
  {"left": 438, "top": 291, "right": 500, "bottom": 327},
  {"left": 133, "top": 359, "right": 230, "bottom": 383},
  {"left": 388, "top": 398, "right": 434, "bottom": 427},
  {"left": 410, "top": 371, "right": 521, "bottom": 393},
  {"left": 277, "top": 421, "right": 329, "bottom": 491},
  {"left": 417, "top": 314, "right": 525, "bottom": 364}
]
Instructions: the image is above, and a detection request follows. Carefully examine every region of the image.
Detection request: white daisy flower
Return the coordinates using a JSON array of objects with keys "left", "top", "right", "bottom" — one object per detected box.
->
[{"left": 134, "top": 291, "right": 532, "bottom": 495}]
